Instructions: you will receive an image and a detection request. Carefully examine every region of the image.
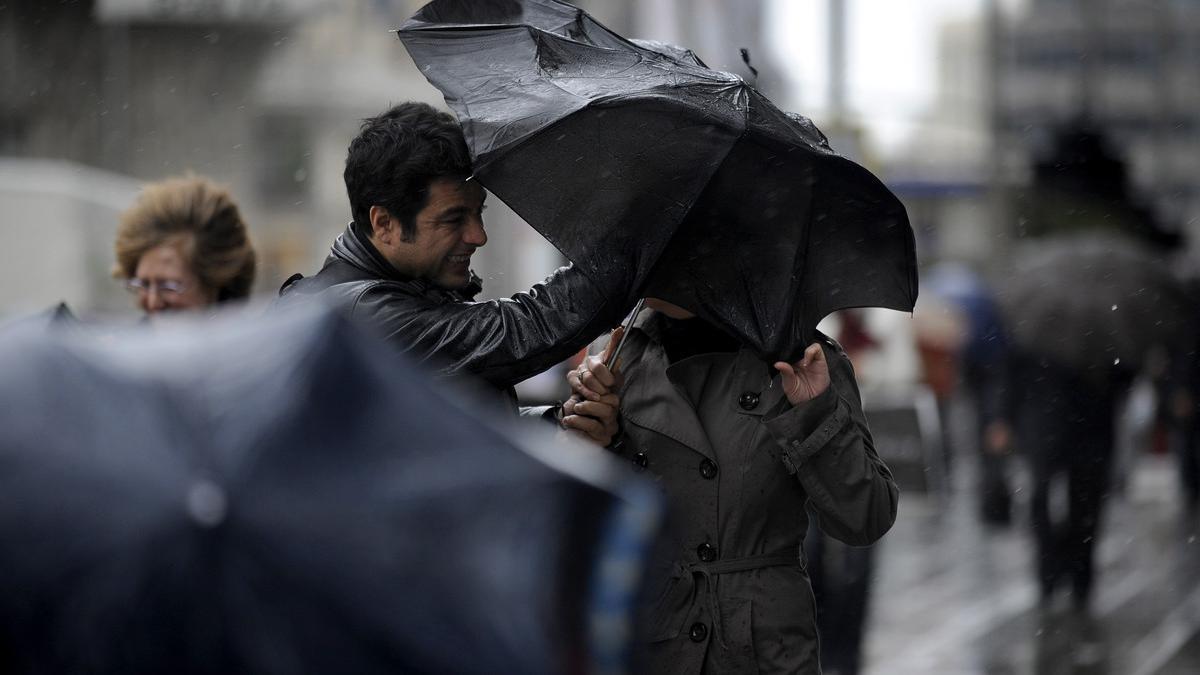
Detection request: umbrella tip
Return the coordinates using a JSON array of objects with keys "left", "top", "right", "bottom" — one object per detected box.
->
[{"left": 739, "top": 47, "right": 759, "bottom": 84}]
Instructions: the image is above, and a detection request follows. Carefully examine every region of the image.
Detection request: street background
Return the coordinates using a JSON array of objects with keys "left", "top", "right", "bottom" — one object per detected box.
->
[{"left": 3, "top": 1, "right": 1199, "bottom": 672}]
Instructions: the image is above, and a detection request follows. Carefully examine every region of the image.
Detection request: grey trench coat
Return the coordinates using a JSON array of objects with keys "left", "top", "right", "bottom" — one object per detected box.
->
[{"left": 613, "top": 312, "right": 898, "bottom": 674}]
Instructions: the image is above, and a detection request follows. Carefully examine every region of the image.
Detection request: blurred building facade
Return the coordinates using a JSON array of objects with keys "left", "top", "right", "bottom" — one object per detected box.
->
[
  {"left": 887, "top": 15, "right": 992, "bottom": 270},
  {"left": 1, "top": 0, "right": 332, "bottom": 314},
  {"left": 995, "top": 0, "right": 1200, "bottom": 253},
  {"left": 888, "top": 0, "right": 1200, "bottom": 272},
  {"left": 0, "top": 0, "right": 780, "bottom": 318}
]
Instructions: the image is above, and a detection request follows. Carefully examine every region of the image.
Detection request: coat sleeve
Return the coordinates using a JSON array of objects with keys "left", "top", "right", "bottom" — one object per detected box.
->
[
  {"left": 762, "top": 343, "right": 899, "bottom": 546},
  {"left": 351, "top": 264, "right": 632, "bottom": 390}
]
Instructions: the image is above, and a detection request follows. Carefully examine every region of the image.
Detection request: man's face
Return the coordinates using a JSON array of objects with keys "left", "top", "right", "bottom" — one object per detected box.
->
[{"left": 378, "top": 177, "right": 487, "bottom": 290}]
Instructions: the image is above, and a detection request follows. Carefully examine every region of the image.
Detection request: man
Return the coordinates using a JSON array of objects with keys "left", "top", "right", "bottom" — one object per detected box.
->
[{"left": 278, "top": 102, "right": 629, "bottom": 444}]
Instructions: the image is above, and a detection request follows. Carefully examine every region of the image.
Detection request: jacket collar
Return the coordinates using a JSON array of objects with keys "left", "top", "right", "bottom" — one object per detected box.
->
[
  {"left": 329, "top": 222, "right": 483, "bottom": 301},
  {"left": 638, "top": 311, "right": 786, "bottom": 417},
  {"left": 330, "top": 222, "right": 399, "bottom": 281},
  {"left": 620, "top": 311, "right": 788, "bottom": 459},
  {"left": 621, "top": 325, "right": 717, "bottom": 460}
]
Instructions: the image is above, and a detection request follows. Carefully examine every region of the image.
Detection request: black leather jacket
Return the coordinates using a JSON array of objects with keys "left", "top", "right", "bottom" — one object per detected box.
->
[{"left": 277, "top": 225, "right": 634, "bottom": 391}]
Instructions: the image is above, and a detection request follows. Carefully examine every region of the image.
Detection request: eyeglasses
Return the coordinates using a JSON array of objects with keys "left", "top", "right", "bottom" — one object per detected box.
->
[{"left": 124, "top": 278, "right": 189, "bottom": 296}]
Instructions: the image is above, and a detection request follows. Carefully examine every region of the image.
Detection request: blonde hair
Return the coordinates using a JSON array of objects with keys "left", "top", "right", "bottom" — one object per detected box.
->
[{"left": 114, "top": 175, "right": 257, "bottom": 301}]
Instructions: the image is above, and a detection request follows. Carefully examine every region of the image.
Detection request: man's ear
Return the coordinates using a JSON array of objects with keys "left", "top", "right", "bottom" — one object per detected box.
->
[{"left": 368, "top": 206, "right": 394, "bottom": 244}]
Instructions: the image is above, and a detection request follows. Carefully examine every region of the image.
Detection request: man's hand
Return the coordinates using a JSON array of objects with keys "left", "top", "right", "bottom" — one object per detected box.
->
[
  {"left": 773, "top": 342, "right": 831, "bottom": 406},
  {"left": 562, "top": 327, "right": 625, "bottom": 446}
]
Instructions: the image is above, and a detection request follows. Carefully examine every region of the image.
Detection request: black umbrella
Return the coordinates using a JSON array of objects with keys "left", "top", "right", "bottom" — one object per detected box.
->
[
  {"left": 998, "top": 234, "right": 1194, "bottom": 373},
  {"left": 397, "top": 0, "right": 917, "bottom": 362},
  {"left": 0, "top": 307, "right": 660, "bottom": 674}
]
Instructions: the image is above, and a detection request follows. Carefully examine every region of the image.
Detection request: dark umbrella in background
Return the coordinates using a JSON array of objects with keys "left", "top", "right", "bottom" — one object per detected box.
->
[
  {"left": 998, "top": 233, "right": 1193, "bottom": 374},
  {"left": 397, "top": 0, "right": 917, "bottom": 362},
  {"left": 0, "top": 307, "right": 660, "bottom": 675},
  {"left": 1001, "top": 121, "right": 1192, "bottom": 375}
]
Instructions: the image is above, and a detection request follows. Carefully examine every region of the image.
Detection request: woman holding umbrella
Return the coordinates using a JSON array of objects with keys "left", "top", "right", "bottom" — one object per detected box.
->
[{"left": 566, "top": 298, "right": 897, "bottom": 674}]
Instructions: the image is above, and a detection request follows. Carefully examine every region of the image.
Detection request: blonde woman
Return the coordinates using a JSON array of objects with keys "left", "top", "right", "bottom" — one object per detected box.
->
[{"left": 114, "top": 176, "right": 256, "bottom": 316}]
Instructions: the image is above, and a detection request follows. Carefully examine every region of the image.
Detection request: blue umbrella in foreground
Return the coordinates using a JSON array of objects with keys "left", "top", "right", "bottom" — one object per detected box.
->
[
  {"left": 397, "top": 0, "right": 917, "bottom": 362},
  {"left": 0, "top": 307, "right": 660, "bottom": 674}
]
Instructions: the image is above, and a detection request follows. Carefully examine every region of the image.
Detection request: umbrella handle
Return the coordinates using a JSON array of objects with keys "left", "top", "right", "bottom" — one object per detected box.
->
[{"left": 605, "top": 299, "right": 645, "bottom": 371}]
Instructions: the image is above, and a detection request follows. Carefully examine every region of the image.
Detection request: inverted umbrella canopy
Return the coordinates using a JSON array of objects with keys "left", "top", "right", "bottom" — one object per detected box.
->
[
  {"left": 0, "top": 307, "right": 659, "bottom": 674},
  {"left": 398, "top": 0, "right": 918, "bottom": 362},
  {"left": 998, "top": 234, "right": 1193, "bottom": 373}
]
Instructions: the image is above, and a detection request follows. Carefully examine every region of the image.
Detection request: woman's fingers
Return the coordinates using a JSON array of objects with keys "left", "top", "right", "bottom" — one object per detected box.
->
[
  {"left": 580, "top": 355, "right": 617, "bottom": 390},
  {"left": 561, "top": 413, "right": 608, "bottom": 444}
]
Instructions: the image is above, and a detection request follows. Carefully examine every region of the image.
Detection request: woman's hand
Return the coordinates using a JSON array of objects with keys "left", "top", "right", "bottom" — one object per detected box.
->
[
  {"left": 774, "top": 342, "right": 831, "bottom": 406},
  {"left": 562, "top": 327, "right": 625, "bottom": 446}
]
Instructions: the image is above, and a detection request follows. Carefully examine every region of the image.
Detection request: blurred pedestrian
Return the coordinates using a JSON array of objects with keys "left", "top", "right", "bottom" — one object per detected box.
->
[
  {"left": 1001, "top": 126, "right": 1191, "bottom": 611},
  {"left": 276, "top": 102, "right": 635, "bottom": 442},
  {"left": 1009, "top": 351, "right": 1132, "bottom": 611},
  {"left": 912, "top": 295, "right": 967, "bottom": 479},
  {"left": 1168, "top": 358, "right": 1200, "bottom": 513},
  {"left": 568, "top": 298, "right": 898, "bottom": 674},
  {"left": 1164, "top": 283, "right": 1200, "bottom": 513},
  {"left": 113, "top": 175, "right": 256, "bottom": 317},
  {"left": 924, "top": 263, "right": 1014, "bottom": 525}
]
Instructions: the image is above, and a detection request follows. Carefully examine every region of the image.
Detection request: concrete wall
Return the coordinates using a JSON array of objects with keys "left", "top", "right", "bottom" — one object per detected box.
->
[{"left": 0, "top": 159, "right": 141, "bottom": 318}]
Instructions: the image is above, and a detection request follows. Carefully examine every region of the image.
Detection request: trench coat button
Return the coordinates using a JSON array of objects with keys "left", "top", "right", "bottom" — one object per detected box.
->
[
  {"left": 632, "top": 452, "right": 648, "bottom": 471},
  {"left": 689, "top": 622, "right": 708, "bottom": 642},
  {"left": 738, "top": 391, "right": 760, "bottom": 410},
  {"left": 699, "top": 459, "right": 718, "bottom": 479},
  {"left": 696, "top": 542, "right": 716, "bottom": 562}
]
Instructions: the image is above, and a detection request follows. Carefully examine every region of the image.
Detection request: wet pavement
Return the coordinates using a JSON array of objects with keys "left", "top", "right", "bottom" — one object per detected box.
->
[{"left": 862, "top": 452, "right": 1200, "bottom": 674}]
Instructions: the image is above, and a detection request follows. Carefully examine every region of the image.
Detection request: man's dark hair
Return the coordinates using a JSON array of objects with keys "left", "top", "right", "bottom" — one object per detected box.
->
[{"left": 344, "top": 102, "right": 472, "bottom": 241}]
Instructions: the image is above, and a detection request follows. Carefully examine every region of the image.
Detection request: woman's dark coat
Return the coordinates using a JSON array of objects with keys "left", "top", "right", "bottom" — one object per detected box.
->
[{"left": 613, "top": 311, "right": 898, "bottom": 674}]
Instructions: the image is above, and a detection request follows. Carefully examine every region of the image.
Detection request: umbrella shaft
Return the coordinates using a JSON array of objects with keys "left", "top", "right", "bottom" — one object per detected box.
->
[{"left": 606, "top": 299, "right": 645, "bottom": 371}]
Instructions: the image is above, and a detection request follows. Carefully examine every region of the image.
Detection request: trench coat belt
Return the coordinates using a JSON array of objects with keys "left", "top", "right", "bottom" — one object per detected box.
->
[{"left": 670, "top": 551, "right": 800, "bottom": 648}]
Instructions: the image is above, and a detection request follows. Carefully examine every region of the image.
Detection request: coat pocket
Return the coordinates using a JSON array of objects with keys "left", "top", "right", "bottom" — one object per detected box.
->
[
  {"left": 644, "top": 573, "right": 693, "bottom": 642},
  {"left": 712, "top": 596, "right": 759, "bottom": 674}
]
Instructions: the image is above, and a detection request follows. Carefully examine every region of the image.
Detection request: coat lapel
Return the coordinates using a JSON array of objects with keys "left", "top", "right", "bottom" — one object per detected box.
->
[{"left": 619, "top": 320, "right": 718, "bottom": 461}]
